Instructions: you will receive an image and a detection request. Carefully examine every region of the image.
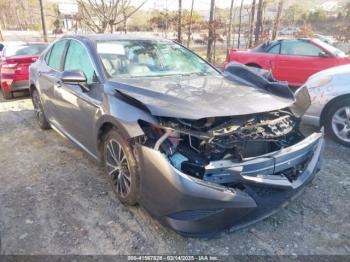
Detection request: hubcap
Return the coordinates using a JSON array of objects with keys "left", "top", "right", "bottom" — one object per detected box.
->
[
  {"left": 105, "top": 139, "right": 131, "bottom": 197},
  {"left": 331, "top": 106, "right": 350, "bottom": 143}
]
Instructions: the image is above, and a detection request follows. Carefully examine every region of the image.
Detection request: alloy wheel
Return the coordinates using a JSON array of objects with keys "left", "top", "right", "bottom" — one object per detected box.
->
[
  {"left": 105, "top": 139, "right": 131, "bottom": 197},
  {"left": 331, "top": 106, "right": 350, "bottom": 143}
]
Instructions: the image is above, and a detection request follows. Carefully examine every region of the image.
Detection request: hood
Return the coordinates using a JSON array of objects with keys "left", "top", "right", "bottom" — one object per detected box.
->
[
  {"left": 111, "top": 75, "right": 295, "bottom": 119},
  {"left": 310, "top": 64, "right": 350, "bottom": 80}
]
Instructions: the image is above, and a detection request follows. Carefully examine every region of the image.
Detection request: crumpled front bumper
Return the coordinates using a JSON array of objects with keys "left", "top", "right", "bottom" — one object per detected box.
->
[{"left": 135, "top": 131, "right": 324, "bottom": 236}]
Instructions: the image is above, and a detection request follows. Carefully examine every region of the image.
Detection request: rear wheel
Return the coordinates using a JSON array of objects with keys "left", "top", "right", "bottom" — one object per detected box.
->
[
  {"left": 1, "top": 89, "right": 13, "bottom": 99},
  {"left": 325, "top": 98, "right": 350, "bottom": 147},
  {"left": 103, "top": 129, "right": 139, "bottom": 205},
  {"left": 31, "top": 88, "right": 51, "bottom": 130}
]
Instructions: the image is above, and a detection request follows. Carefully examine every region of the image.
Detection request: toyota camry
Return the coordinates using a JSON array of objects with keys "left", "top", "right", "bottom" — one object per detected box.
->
[{"left": 29, "top": 35, "right": 324, "bottom": 236}]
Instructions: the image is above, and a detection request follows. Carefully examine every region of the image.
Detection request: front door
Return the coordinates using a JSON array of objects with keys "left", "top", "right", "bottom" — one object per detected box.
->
[
  {"left": 273, "top": 40, "right": 337, "bottom": 86},
  {"left": 53, "top": 40, "right": 103, "bottom": 156}
]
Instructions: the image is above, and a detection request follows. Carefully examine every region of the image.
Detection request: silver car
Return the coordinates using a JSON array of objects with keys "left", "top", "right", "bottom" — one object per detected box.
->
[{"left": 303, "top": 64, "right": 350, "bottom": 147}]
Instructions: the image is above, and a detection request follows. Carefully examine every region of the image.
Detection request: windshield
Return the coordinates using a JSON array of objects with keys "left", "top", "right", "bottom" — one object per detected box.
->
[
  {"left": 313, "top": 39, "right": 347, "bottom": 58},
  {"left": 96, "top": 40, "right": 219, "bottom": 78},
  {"left": 3, "top": 44, "right": 47, "bottom": 57}
]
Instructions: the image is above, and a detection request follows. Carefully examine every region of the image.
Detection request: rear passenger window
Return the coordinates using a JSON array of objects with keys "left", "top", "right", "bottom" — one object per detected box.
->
[
  {"left": 48, "top": 40, "right": 67, "bottom": 70},
  {"left": 268, "top": 44, "right": 280, "bottom": 54}
]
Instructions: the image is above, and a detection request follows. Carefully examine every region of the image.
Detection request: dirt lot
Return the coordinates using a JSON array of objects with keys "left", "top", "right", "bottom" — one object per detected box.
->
[{"left": 0, "top": 92, "right": 349, "bottom": 255}]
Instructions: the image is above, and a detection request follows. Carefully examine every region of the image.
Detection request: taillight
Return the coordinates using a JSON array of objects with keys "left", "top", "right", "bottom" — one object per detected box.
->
[{"left": 1, "top": 63, "right": 18, "bottom": 75}]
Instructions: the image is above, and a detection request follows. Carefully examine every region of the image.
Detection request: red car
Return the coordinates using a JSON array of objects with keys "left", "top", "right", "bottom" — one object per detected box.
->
[
  {"left": 0, "top": 42, "right": 47, "bottom": 99},
  {"left": 226, "top": 38, "right": 350, "bottom": 87}
]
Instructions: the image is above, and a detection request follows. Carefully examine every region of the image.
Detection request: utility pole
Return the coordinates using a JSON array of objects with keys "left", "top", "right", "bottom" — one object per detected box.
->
[
  {"left": 177, "top": 0, "right": 182, "bottom": 43},
  {"left": 187, "top": 0, "right": 195, "bottom": 48},
  {"left": 207, "top": 0, "right": 215, "bottom": 63},
  {"left": 39, "top": 0, "right": 48, "bottom": 42}
]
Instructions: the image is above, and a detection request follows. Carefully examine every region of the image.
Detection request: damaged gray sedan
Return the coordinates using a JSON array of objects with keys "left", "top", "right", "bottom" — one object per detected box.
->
[{"left": 29, "top": 35, "right": 324, "bottom": 236}]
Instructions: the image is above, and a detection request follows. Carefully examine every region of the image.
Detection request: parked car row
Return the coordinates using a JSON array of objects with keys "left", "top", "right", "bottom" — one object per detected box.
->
[{"left": 0, "top": 41, "right": 47, "bottom": 99}]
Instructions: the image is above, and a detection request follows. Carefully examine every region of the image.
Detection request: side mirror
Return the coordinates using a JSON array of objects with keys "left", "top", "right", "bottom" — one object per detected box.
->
[
  {"left": 319, "top": 51, "right": 331, "bottom": 58},
  {"left": 61, "top": 70, "right": 89, "bottom": 92}
]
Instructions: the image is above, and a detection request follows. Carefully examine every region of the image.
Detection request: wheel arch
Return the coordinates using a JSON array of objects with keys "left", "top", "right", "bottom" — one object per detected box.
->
[
  {"left": 320, "top": 93, "right": 350, "bottom": 126},
  {"left": 95, "top": 115, "right": 145, "bottom": 156},
  {"left": 245, "top": 63, "right": 262, "bottom": 68}
]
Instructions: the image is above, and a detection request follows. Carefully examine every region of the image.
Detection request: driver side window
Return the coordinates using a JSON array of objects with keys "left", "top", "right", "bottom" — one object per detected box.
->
[{"left": 64, "top": 40, "right": 96, "bottom": 84}]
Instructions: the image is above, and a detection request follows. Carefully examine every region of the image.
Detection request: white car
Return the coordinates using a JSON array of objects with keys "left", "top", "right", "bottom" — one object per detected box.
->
[{"left": 303, "top": 64, "right": 350, "bottom": 147}]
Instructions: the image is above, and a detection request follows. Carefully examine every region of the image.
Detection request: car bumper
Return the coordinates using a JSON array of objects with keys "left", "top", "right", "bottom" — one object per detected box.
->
[
  {"left": 302, "top": 114, "right": 321, "bottom": 127},
  {"left": 135, "top": 131, "right": 324, "bottom": 236},
  {"left": 1, "top": 79, "right": 29, "bottom": 93}
]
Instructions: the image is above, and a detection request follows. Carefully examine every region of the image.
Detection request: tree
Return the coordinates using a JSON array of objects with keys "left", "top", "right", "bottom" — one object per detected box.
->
[
  {"left": 76, "top": 0, "right": 147, "bottom": 33},
  {"left": 187, "top": 0, "right": 195, "bottom": 47},
  {"left": 272, "top": 0, "right": 283, "bottom": 40},
  {"left": 248, "top": 0, "right": 256, "bottom": 48},
  {"left": 226, "top": 0, "right": 235, "bottom": 56},
  {"left": 207, "top": 0, "right": 215, "bottom": 63},
  {"left": 0, "top": 24, "right": 3, "bottom": 41},
  {"left": 177, "top": 0, "right": 182, "bottom": 43},
  {"left": 254, "top": 0, "right": 264, "bottom": 45},
  {"left": 306, "top": 8, "right": 327, "bottom": 22},
  {"left": 283, "top": 3, "right": 306, "bottom": 24},
  {"left": 237, "top": 0, "right": 244, "bottom": 48}
]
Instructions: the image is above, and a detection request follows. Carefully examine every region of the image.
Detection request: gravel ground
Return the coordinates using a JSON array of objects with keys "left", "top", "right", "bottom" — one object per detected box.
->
[{"left": 0, "top": 92, "right": 349, "bottom": 255}]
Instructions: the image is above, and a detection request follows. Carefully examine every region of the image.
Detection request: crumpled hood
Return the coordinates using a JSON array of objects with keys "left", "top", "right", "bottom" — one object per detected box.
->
[{"left": 111, "top": 75, "right": 295, "bottom": 119}]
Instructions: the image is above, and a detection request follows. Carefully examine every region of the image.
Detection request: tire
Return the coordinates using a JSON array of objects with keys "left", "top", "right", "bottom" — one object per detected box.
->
[
  {"left": 325, "top": 98, "right": 350, "bottom": 147},
  {"left": 1, "top": 89, "right": 13, "bottom": 99},
  {"left": 103, "top": 129, "right": 139, "bottom": 205},
  {"left": 31, "top": 88, "right": 51, "bottom": 130}
]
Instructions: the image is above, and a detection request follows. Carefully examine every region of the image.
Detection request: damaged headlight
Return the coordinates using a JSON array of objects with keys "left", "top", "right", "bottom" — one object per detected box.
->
[{"left": 289, "top": 85, "right": 311, "bottom": 118}]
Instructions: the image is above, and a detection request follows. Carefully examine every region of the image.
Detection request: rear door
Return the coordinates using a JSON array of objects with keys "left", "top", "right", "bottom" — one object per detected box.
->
[
  {"left": 52, "top": 39, "right": 102, "bottom": 155},
  {"left": 273, "top": 40, "right": 338, "bottom": 86}
]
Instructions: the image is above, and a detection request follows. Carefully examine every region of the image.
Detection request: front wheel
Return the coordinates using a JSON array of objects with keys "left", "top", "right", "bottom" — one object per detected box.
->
[
  {"left": 103, "top": 129, "right": 139, "bottom": 205},
  {"left": 31, "top": 88, "right": 51, "bottom": 130},
  {"left": 325, "top": 98, "right": 350, "bottom": 147}
]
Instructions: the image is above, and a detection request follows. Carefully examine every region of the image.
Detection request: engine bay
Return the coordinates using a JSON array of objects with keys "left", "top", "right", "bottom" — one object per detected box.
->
[{"left": 138, "top": 109, "right": 305, "bottom": 181}]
